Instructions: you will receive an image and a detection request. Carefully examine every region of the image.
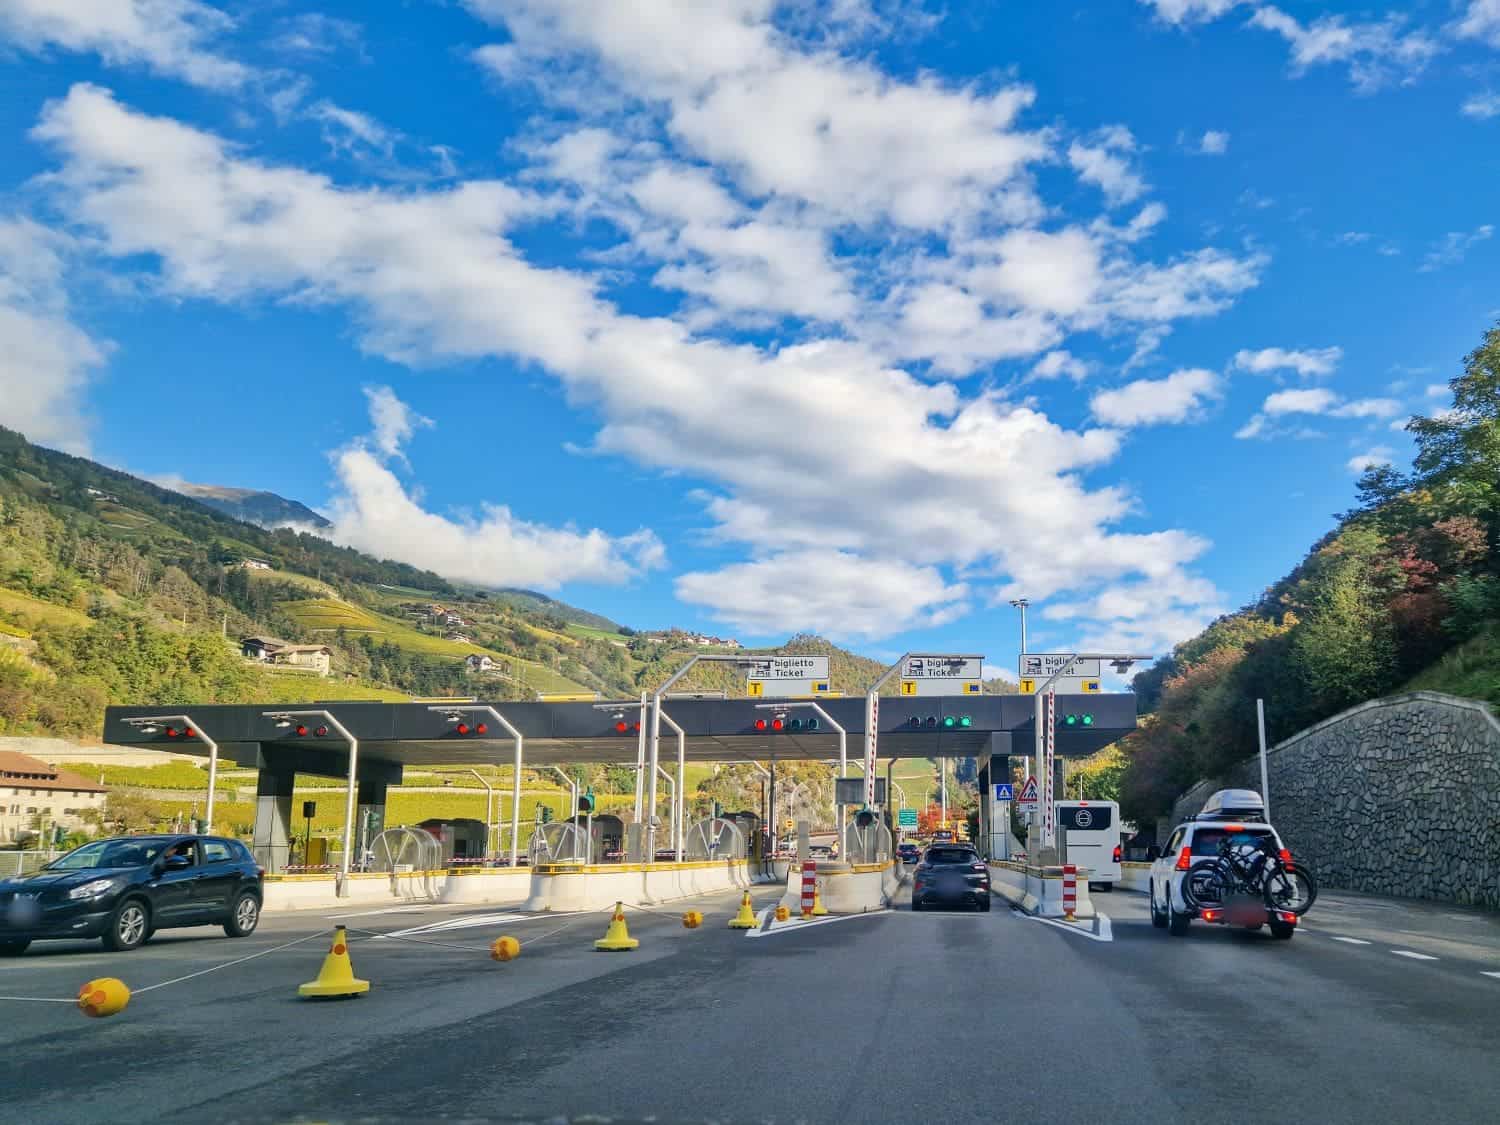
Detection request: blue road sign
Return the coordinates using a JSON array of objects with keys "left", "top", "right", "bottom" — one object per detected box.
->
[{"left": 993, "top": 782, "right": 1015, "bottom": 801}]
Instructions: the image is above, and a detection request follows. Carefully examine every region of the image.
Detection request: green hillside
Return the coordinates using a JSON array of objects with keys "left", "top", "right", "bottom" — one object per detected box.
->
[{"left": 1121, "top": 320, "right": 1500, "bottom": 821}]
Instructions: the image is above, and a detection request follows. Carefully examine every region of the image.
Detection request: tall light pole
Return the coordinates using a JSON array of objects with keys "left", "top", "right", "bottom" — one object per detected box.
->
[
  {"left": 263, "top": 710, "right": 358, "bottom": 894},
  {"left": 755, "top": 700, "right": 846, "bottom": 829},
  {"left": 426, "top": 705, "right": 526, "bottom": 868},
  {"left": 651, "top": 654, "right": 753, "bottom": 859},
  {"left": 1009, "top": 597, "right": 1030, "bottom": 657},
  {"left": 120, "top": 715, "right": 219, "bottom": 833}
]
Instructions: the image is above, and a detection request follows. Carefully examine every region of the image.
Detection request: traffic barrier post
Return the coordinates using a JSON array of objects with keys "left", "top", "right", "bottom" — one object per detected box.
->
[{"left": 1062, "top": 864, "right": 1077, "bottom": 922}]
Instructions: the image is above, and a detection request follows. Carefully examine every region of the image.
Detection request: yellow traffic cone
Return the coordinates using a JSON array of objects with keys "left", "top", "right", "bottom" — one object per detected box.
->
[
  {"left": 727, "top": 890, "right": 758, "bottom": 929},
  {"left": 298, "top": 925, "right": 369, "bottom": 999},
  {"left": 594, "top": 902, "right": 640, "bottom": 951},
  {"left": 812, "top": 883, "right": 828, "bottom": 917}
]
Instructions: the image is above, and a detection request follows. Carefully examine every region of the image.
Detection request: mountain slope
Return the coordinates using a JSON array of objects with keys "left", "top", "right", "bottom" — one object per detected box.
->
[{"left": 169, "top": 482, "right": 331, "bottom": 529}]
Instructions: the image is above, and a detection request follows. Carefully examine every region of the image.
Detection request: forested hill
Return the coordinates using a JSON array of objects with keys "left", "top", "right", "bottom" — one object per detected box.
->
[
  {"left": 0, "top": 426, "right": 977, "bottom": 740},
  {"left": 1121, "top": 322, "right": 1500, "bottom": 821}
]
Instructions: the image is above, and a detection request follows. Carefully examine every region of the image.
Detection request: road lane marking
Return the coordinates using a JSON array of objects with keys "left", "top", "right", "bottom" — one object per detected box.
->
[
  {"left": 380, "top": 911, "right": 576, "bottom": 937},
  {"left": 1390, "top": 950, "right": 1438, "bottom": 961},
  {"left": 1017, "top": 908, "right": 1113, "bottom": 942},
  {"left": 1480, "top": 971, "right": 1500, "bottom": 979},
  {"left": 745, "top": 909, "right": 889, "bottom": 938},
  {"left": 327, "top": 905, "right": 446, "bottom": 919},
  {"left": 1330, "top": 936, "right": 1372, "bottom": 945}
]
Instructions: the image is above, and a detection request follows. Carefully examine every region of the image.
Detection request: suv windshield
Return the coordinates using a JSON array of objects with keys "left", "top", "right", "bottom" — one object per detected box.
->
[{"left": 44, "top": 838, "right": 169, "bottom": 871}]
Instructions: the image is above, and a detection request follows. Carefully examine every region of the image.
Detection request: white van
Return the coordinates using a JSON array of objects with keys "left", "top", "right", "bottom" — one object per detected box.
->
[{"left": 1056, "top": 800, "right": 1121, "bottom": 891}]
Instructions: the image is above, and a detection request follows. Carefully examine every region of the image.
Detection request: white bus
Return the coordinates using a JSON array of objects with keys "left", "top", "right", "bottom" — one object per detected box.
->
[{"left": 1056, "top": 800, "right": 1121, "bottom": 891}]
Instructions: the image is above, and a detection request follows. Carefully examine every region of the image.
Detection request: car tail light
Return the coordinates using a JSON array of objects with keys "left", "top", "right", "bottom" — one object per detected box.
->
[
  {"left": 1175, "top": 847, "right": 1192, "bottom": 871},
  {"left": 972, "top": 863, "right": 987, "bottom": 872},
  {"left": 1113, "top": 845, "right": 1122, "bottom": 863},
  {"left": 1202, "top": 908, "right": 1221, "bottom": 923},
  {"left": 1222, "top": 824, "right": 1244, "bottom": 832},
  {"left": 1279, "top": 847, "right": 1294, "bottom": 870},
  {"left": 1279, "top": 911, "right": 1298, "bottom": 925}
]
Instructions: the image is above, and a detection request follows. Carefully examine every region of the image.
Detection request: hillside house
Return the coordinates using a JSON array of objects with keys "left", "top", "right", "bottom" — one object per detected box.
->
[
  {"left": 0, "top": 752, "right": 107, "bottom": 843},
  {"left": 447, "top": 632, "right": 473, "bottom": 644},
  {"left": 464, "top": 654, "right": 497, "bottom": 674},
  {"left": 241, "top": 636, "right": 333, "bottom": 676},
  {"left": 237, "top": 558, "right": 273, "bottom": 571}
]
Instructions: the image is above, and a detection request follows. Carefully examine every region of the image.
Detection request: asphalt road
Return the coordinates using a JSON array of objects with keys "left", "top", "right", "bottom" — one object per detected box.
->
[{"left": 2, "top": 878, "right": 1499, "bottom": 1124}]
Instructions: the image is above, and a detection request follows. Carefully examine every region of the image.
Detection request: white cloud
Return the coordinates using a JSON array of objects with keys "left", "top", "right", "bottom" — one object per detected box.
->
[
  {"left": 1332, "top": 397, "right": 1402, "bottom": 420},
  {"left": 1030, "top": 349, "right": 1091, "bottom": 381},
  {"left": 982, "top": 663, "right": 1020, "bottom": 683},
  {"left": 1248, "top": 7, "right": 1440, "bottom": 94},
  {"left": 1068, "top": 130, "right": 1147, "bottom": 206},
  {"left": 1336, "top": 231, "right": 1371, "bottom": 245},
  {"left": 676, "top": 551, "right": 967, "bottom": 640},
  {"left": 1461, "top": 92, "right": 1500, "bottom": 120},
  {"left": 1420, "top": 225, "right": 1494, "bottom": 271},
  {"left": 0, "top": 0, "right": 251, "bottom": 89},
  {"left": 325, "top": 389, "right": 664, "bottom": 589},
  {"left": 1090, "top": 368, "right": 1221, "bottom": 427},
  {"left": 1234, "top": 414, "right": 1267, "bottom": 440},
  {"left": 32, "top": 82, "right": 1240, "bottom": 636},
  {"left": 1347, "top": 447, "right": 1394, "bottom": 474},
  {"left": 1232, "top": 345, "right": 1342, "bottom": 378},
  {"left": 1139, "top": 0, "right": 1242, "bottom": 25},
  {"left": 1425, "top": 383, "right": 1448, "bottom": 398},
  {"left": 1040, "top": 571, "right": 1227, "bottom": 658},
  {"left": 1197, "top": 129, "right": 1229, "bottom": 155},
  {"left": 308, "top": 100, "right": 397, "bottom": 158},
  {"left": 1264, "top": 387, "right": 1339, "bottom": 415},
  {"left": 0, "top": 217, "right": 107, "bottom": 454},
  {"left": 1454, "top": 1, "right": 1500, "bottom": 48},
  {"left": 270, "top": 13, "right": 364, "bottom": 57}
]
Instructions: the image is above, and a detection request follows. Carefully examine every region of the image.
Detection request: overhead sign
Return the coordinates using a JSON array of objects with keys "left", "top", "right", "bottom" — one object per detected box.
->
[
  {"left": 898, "top": 808, "right": 918, "bottom": 828},
  {"left": 746, "top": 656, "right": 830, "bottom": 698},
  {"left": 900, "top": 655, "right": 984, "bottom": 697},
  {"left": 1019, "top": 678, "right": 1036, "bottom": 694},
  {"left": 1018, "top": 654, "right": 1102, "bottom": 681},
  {"left": 993, "top": 782, "right": 1014, "bottom": 801},
  {"left": 836, "top": 778, "right": 887, "bottom": 806},
  {"left": 1016, "top": 776, "right": 1039, "bottom": 806}
]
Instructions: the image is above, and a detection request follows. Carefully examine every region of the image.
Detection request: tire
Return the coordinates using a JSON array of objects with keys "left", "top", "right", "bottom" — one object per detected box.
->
[
  {"left": 1150, "top": 882, "right": 1167, "bottom": 929},
  {"left": 1263, "top": 866, "right": 1317, "bottom": 915},
  {"left": 1095, "top": 882, "right": 1114, "bottom": 893},
  {"left": 1268, "top": 918, "right": 1296, "bottom": 940},
  {"left": 911, "top": 899, "right": 922, "bottom": 912},
  {"left": 1182, "top": 864, "right": 1227, "bottom": 911},
  {"left": 0, "top": 940, "right": 29, "bottom": 956},
  {"left": 223, "top": 892, "right": 261, "bottom": 938},
  {"left": 103, "top": 897, "right": 150, "bottom": 952},
  {"left": 1167, "top": 891, "right": 1190, "bottom": 937},
  {"left": 979, "top": 896, "right": 991, "bottom": 912}
]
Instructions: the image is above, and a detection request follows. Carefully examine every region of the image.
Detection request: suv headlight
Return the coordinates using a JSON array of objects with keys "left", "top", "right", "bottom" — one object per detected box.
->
[{"left": 67, "top": 877, "right": 121, "bottom": 901}]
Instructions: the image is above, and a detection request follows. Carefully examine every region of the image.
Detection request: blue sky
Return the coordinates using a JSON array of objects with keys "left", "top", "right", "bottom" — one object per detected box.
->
[{"left": 1, "top": 1, "right": 1497, "bottom": 677}]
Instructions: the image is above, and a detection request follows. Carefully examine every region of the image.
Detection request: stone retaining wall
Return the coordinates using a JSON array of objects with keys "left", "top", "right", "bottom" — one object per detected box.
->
[{"left": 1170, "top": 692, "right": 1500, "bottom": 909}]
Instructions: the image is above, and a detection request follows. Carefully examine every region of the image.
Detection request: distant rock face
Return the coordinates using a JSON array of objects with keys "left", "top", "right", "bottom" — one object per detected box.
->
[
  {"left": 172, "top": 482, "right": 331, "bottom": 529},
  {"left": 1170, "top": 692, "right": 1500, "bottom": 910}
]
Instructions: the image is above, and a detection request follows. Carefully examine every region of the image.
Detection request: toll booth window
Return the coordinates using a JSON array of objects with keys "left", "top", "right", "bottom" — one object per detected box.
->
[
  {"left": 1059, "top": 807, "right": 1113, "bottom": 831},
  {"left": 1190, "top": 827, "right": 1272, "bottom": 856}
]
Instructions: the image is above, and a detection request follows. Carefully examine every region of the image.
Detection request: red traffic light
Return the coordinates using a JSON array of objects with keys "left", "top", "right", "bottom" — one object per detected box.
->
[
  {"left": 754, "top": 718, "right": 767, "bottom": 731},
  {"left": 314, "top": 725, "right": 328, "bottom": 737},
  {"left": 165, "top": 726, "right": 179, "bottom": 738},
  {"left": 476, "top": 723, "right": 488, "bottom": 735},
  {"left": 772, "top": 718, "right": 784, "bottom": 731},
  {"left": 456, "top": 723, "right": 470, "bottom": 735},
  {"left": 183, "top": 727, "right": 196, "bottom": 738},
  {"left": 295, "top": 724, "right": 308, "bottom": 737},
  {"left": 615, "top": 721, "right": 628, "bottom": 733}
]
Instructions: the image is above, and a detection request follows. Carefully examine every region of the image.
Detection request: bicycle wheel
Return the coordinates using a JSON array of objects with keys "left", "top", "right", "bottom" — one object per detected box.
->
[
  {"left": 1183, "top": 863, "right": 1229, "bottom": 910},
  {"left": 1263, "top": 865, "right": 1317, "bottom": 915}
]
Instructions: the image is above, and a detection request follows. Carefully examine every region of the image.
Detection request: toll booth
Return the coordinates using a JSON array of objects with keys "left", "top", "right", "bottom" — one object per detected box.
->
[
  {"left": 566, "top": 812, "right": 625, "bottom": 862},
  {"left": 418, "top": 818, "right": 487, "bottom": 863}
]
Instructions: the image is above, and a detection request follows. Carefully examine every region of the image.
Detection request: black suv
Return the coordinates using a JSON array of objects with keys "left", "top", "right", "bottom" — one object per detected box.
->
[
  {"left": 911, "top": 844, "right": 991, "bottom": 911},
  {"left": 0, "top": 835, "right": 264, "bottom": 955}
]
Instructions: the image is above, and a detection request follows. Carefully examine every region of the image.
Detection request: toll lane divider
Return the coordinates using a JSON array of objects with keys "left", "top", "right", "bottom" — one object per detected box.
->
[
  {"left": 988, "top": 862, "right": 1097, "bottom": 919},
  {"left": 778, "top": 860, "right": 902, "bottom": 915}
]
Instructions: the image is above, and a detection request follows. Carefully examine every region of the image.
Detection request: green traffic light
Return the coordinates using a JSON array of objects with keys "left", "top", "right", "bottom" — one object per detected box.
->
[
  {"left": 1065, "top": 714, "right": 1078, "bottom": 726},
  {"left": 942, "top": 715, "right": 956, "bottom": 728},
  {"left": 959, "top": 715, "right": 972, "bottom": 727},
  {"left": 1082, "top": 714, "right": 1094, "bottom": 726},
  {"left": 807, "top": 717, "right": 820, "bottom": 730}
]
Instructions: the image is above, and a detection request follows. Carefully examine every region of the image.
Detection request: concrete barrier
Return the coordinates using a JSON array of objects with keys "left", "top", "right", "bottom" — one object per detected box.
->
[
  {"left": 261, "top": 869, "right": 445, "bottom": 912},
  {"left": 522, "top": 859, "right": 767, "bottom": 912},
  {"left": 1119, "top": 861, "right": 1152, "bottom": 894},
  {"left": 988, "top": 862, "right": 1096, "bottom": 919},
  {"left": 438, "top": 867, "right": 533, "bottom": 906},
  {"left": 779, "top": 861, "right": 903, "bottom": 913}
]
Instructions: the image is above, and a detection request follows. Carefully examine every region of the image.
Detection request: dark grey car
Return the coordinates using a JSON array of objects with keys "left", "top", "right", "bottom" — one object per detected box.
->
[{"left": 911, "top": 844, "right": 991, "bottom": 911}]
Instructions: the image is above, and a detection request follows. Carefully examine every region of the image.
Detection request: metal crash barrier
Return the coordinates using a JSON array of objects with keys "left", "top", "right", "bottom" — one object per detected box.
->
[{"left": 683, "top": 817, "right": 747, "bottom": 861}]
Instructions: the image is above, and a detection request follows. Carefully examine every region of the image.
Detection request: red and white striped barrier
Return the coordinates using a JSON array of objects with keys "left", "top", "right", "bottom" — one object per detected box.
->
[
  {"left": 1062, "top": 864, "right": 1077, "bottom": 922},
  {"left": 800, "top": 861, "right": 817, "bottom": 918}
]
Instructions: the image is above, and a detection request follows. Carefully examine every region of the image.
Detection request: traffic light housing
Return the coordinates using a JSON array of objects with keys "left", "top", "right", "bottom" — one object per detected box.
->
[
  {"left": 578, "top": 790, "right": 596, "bottom": 815},
  {"left": 537, "top": 803, "right": 554, "bottom": 824},
  {"left": 1062, "top": 713, "right": 1095, "bottom": 727}
]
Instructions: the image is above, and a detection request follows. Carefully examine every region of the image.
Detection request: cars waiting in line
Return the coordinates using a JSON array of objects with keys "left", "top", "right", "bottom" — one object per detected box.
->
[
  {"left": 0, "top": 835, "right": 264, "bottom": 955},
  {"left": 911, "top": 843, "right": 991, "bottom": 912},
  {"left": 896, "top": 842, "right": 922, "bottom": 864}
]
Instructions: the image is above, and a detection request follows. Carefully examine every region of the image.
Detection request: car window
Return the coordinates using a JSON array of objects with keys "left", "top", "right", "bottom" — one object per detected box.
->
[
  {"left": 162, "top": 840, "right": 199, "bottom": 867},
  {"left": 1165, "top": 829, "right": 1185, "bottom": 854},
  {"left": 1059, "top": 806, "right": 1113, "bottom": 831},
  {"left": 45, "top": 838, "right": 169, "bottom": 870},
  {"left": 1190, "top": 827, "right": 1273, "bottom": 856},
  {"left": 231, "top": 840, "right": 255, "bottom": 863},
  {"left": 203, "top": 840, "right": 234, "bottom": 863},
  {"left": 925, "top": 847, "right": 977, "bottom": 864}
]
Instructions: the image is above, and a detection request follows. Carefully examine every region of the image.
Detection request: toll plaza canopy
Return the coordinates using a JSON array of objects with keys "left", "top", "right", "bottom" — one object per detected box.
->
[{"left": 103, "top": 693, "right": 1133, "bottom": 774}]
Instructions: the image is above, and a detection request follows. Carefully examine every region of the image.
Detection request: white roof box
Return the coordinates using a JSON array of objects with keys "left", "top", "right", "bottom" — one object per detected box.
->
[{"left": 1199, "top": 788, "right": 1265, "bottom": 820}]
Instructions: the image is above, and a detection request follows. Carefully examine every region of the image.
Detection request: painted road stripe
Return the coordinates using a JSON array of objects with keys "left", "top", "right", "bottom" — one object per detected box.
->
[
  {"left": 1391, "top": 950, "right": 1438, "bottom": 961},
  {"left": 382, "top": 911, "right": 574, "bottom": 937},
  {"left": 327, "top": 905, "right": 446, "bottom": 919},
  {"left": 744, "top": 909, "right": 889, "bottom": 938},
  {"left": 1480, "top": 971, "right": 1500, "bottom": 980},
  {"left": 1018, "top": 908, "right": 1113, "bottom": 943},
  {"left": 1330, "top": 936, "right": 1372, "bottom": 945}
]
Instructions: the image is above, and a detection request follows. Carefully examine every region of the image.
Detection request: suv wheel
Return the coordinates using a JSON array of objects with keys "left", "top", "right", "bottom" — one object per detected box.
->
[
  {"left": 224, "top": 892, "right": 260, "bottom": 937},
  {"left": 1268, "top": 918, "right": 1295, "bottom": 941},
  {"left": 103, "top": 898, "right": 150, "bottom": 952},
  {"left": 1167, "top": 890, "right": 1190, "bottom": 937},
  {"left": 1149, "top": 882, "right": 1167, "bottom": 929}
]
